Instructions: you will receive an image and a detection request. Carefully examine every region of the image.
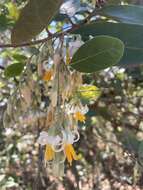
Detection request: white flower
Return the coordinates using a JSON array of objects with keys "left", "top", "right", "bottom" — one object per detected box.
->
[
  {"left": 37, "top": 131, "right": 61, "bottom": 146},
  {"left": 66, "top": 104, "right": 89, "bottom": 115},
  {"left": 75, "top": 104, "right": 89, "bottom": 115},
  {"left": 60, "top": 0, "right": 80, "bottom": 16},
  {"left": 65, "top": 103, "right": 89, "bottom": 122},
  {"left": 62, "top": 37, "right": 84, "bottom": 64},
  {"left": 62, "top": 129, "right": 80, "bottom": 144},
  {"left": 68, "top": 39, "right": 84, "bottom": 57},
  {"left": 61, "top": 129, "right": 80, "bottom": 165}
]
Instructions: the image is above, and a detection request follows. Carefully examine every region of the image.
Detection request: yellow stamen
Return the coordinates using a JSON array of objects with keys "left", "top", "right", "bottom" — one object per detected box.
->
[
  {"left": 74, "top": 111, "right": 86, "bottom": 122},
  {"left": 44, "top": 144, "right": 55, "bottom": 161},
  {"left": 43, "top": 70, "right": 53, "bottom": 81},
  {"left": 64, "top": 144, "right": 80, "bottom": 165}
]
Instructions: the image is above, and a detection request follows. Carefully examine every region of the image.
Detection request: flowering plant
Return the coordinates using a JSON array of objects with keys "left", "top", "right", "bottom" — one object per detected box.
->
[{"left": 1, "top": 0, "right": 142, "bottom": 183}]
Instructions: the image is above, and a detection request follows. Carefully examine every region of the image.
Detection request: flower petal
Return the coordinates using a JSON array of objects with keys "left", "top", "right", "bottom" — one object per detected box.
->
[
  {"left": 44, "top": 144, "right": 55, "bottom": 161},
  {"left": 64, "top": 144, "right": 73, "bottom": 165}
]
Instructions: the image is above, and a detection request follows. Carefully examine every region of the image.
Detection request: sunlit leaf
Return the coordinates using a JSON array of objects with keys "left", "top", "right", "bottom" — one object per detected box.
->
[
  {"left": 6, "top": 2, "right": 20, "bottom": 21},
  {"left": 12, "top": 54, "right": 27, "bottom": 61},
  {"left": 77, "top": 85, "right": 101, "bottom": 103}
]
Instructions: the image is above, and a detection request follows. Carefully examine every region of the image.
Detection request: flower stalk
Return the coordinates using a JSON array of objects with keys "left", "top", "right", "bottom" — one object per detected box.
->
[{"left": 36, "top": 40, "right": 89, "bottom": 176}]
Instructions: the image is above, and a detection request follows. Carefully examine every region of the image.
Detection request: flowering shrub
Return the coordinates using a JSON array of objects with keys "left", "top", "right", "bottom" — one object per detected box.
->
[{"left": 0, "top": 0, "right": 143, "bottom": 189}]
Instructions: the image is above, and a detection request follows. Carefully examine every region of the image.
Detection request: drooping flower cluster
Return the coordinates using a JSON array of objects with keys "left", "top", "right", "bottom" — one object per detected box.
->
[
  {"left": 37, "top": 40, "right": 89, "bottom": 175},
  {"left": 38, "top": 129, "right": 80, "bottom": 166},
  {"left": 3, "top": 37, "right": 90, "bottom": 176}
]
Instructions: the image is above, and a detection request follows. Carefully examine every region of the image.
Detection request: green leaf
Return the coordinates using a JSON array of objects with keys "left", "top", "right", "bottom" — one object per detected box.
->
[
  {"left": 99, "top": 5, "right": 143, "bottom": 25},
  {"left": 77, "top": 85, "right": 101, "bottom": 103},
  {"left": 71, "top": 35, "right": 124, "bottom": 73},
  {"left": 4, "top": 63, "right": 25, "bottom": 78},
  {"left": 11, "top": 0, "right": 63, "bottom": 44},
  {"left": 0, "top": 14, "right": 9, "bottom": 31},
  {"left": 107, "top": 0, "right": 122, "bottom": 4},
  {"left": 6, "top": 2, "right": 20, "bottom": 21},
  {"left": 12, "top": 54, "right": 27, "bottom": 61},
  {"left": 73, "top": 22, "right": 143, "bottom": 66}
]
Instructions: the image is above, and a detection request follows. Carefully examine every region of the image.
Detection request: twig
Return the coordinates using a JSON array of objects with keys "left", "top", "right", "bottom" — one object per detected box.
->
[{"left": 0, "top": 10, "right": 96, "bottom": 49}]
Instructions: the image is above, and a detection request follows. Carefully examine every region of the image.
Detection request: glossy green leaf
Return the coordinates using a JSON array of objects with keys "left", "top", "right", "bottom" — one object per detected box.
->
[
  {"left": 11, "top": 0, "right": 63, "bottom": 44},
  {"left": 99, "top": 5, "right": 143, "bottom": 25},
  {"left": 73, "top": 22, "right": 143, "bottom": 66},
  {"left": 4, "top": 63, "right": 24, "bottom": 78},
  {"left": 71, "top": 35, "right": 124, "bottom": 73}
]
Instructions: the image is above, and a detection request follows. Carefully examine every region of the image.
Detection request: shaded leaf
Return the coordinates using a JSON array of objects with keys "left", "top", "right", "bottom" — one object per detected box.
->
[
  {"left": 0, "top": 14, "right": 10, "bottom": 31},
  {"left": 71, "top": 35, "right": 124, "bottom": 73},
  {"left": 4, "top": 63, "right": 25, "bottom": 78},
  {"left": 99, "top": 5, "right": 143, "bottom": 25},
  {"left": 107, "top": 0, "right": 122, "bottom": 4},
  {"left": 73, "top": 22, "right": 143, "bottom": 66},
  {"left": 11, "top": 0, "right": 63, "bottom": 44}
]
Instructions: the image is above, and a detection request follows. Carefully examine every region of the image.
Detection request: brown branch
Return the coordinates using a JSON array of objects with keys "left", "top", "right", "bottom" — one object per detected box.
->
[
  {"left": 0, "top": 24, "right": 79, "bottom": 48},
  {"left": 0, "top": 10, "right": 96, "bottom": 49}
]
